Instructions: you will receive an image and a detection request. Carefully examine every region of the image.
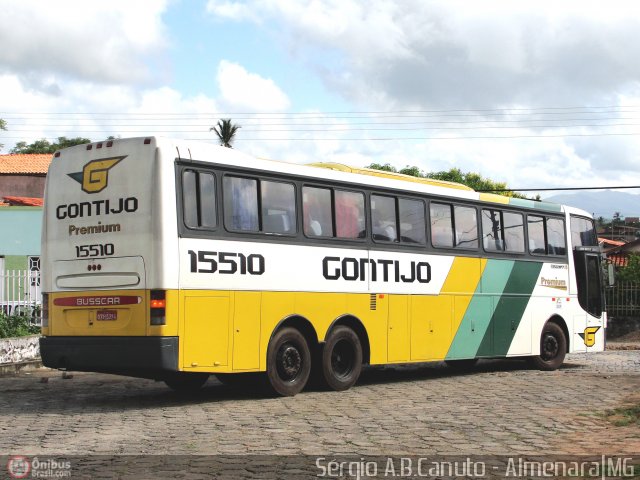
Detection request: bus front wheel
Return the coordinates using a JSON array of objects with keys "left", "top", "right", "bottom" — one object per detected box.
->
[
  {"left": 163, "top": 372, "right": 209, "bottom": 392},
  {"left": 321, "top": 326, "right": 362, "bottom": 391},
  {"left": 529, "top": 322, "right": 567, "bottom": 371},
  {"left": 266, "top": 327, "right": 311, "bottom": 396}
]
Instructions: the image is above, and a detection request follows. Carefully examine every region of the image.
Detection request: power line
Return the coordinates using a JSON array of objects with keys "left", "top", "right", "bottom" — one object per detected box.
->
[{"left": 3, "top": 131, "right": 640, "bottom": 142}]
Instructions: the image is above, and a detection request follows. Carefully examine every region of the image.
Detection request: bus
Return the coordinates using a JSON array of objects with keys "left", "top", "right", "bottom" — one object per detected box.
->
[{"left": 40, "top": 137, "right": 606, "bottom": 396}]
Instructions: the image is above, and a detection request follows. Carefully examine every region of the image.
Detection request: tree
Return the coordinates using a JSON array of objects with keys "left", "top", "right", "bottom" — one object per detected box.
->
[
  {"left": 10, "top": 136, "right": 91, "bottom": 154},
  {"left": 365, "top": 163, "right": 528, "bottom": 198},
  {"left": 617, "top": 253, "right": 640, "bottom": 283},
  {"left": 0, "top": 118, "right": 6, "bottom": 151},
  {"left": 211, "top": 119, "right": 241, "bottom": 148},
  {"left": 366, "top": 163, "right": 397, "bottom": 172}
]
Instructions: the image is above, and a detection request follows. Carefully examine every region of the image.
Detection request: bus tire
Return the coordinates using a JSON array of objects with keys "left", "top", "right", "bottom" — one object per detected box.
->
[
  {"left": 530, "top": 322, "right": 567, "bottom": 371},
  {"left": 164, "top": 372, "right": 209, "bottom": 392},
  {"left": 321, "top": 326, "right": 362, "bottom": 391},
  {"left": 266, "top": 327, "right": 311, "bottom": 396},
  {"left": 444, "top": 358, "right": 478, "bottom": 370}
]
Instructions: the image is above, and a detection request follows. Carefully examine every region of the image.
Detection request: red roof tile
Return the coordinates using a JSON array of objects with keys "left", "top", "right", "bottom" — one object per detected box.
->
[
  {"left": 599, "top": 237, "right": 626, "bottom": 247},
  {"left": 0, "top": 154, "right": 52, "bottom": 174},
  {"left": 2, "top": 196, "right": 44, "bottom": 206}
]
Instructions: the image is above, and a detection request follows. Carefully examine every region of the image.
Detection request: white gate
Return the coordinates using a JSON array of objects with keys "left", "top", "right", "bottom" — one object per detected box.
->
[{"left": 1, "top": 268, "right": 42, "bottom": 325}]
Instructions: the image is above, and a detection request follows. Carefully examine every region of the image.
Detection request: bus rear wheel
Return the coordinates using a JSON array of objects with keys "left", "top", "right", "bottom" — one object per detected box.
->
[
  {"left": 321, "top": 326, "right": 362, "bottom": 391},
  {"left": 266, "top": 327, "right": 311, "bottom": 396},
  {"left": 164, "top": 372, "right": 209, "bottom": 392},
  {"left": 530, "top": 322, "right": 567, "bottom": 371}
]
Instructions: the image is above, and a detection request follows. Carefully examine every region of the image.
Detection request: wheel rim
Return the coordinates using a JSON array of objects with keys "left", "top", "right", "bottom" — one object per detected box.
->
[
  {"left": 331, "top": 339, "right": 355, "bottom": 379},
  {"left": 541, "top": 333, "right": 559, "bottom": 361},
  {"left": 276, "top": 342, "right": 303, "bottom": 382}
]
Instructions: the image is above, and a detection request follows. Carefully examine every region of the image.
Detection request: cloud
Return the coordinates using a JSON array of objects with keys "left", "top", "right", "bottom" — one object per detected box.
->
[
  {"left": 206, "top": 0, "right": 259, "bottom": 22},
  {"left": 0, "top": 0, "right": 169, "bottom": 86},
  {"left": 217, "top": 60, "right": 291, "bottom": 111},
  {"left": 206, "top": 0, "right": 640, "bottom": 109}
]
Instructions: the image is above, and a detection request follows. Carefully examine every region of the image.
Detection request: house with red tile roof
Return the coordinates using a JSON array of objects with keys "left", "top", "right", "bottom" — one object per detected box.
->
[
  {"left": 604, "top": 238, "right": 640, "bottom": 267},
  {"left": 0, "top": 153, "right": 52, "bottom": 198},
  {"left": 0, "top": 155, "right": 48, "bottom": 288}
]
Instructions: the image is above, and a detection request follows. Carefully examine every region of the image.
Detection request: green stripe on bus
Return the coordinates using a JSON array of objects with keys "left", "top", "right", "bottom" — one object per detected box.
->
[
  {"left": 445, "top": 260, "right": 514, "bottom": 360},
  {"left": 477, "top": 261, "right": 544, "bottom": 357},
  {"left": 508, "top": 197, "right": 563, "bottom": 213}
]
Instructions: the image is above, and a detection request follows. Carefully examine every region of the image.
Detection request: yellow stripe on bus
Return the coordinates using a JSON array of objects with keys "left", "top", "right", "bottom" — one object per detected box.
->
[{"left": 409, "top": 257, "right": 487, "bottom": 361}]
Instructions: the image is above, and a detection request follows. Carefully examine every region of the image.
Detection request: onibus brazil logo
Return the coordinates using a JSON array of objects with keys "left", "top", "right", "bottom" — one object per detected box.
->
[{"left": 68, "top": 156, "right": 126, "bottom": 194}]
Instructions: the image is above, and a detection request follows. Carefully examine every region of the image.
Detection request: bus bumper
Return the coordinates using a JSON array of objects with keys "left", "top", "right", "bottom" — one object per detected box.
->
[{"left": 39, "top": 336, "right": 179, "bottom": 378}]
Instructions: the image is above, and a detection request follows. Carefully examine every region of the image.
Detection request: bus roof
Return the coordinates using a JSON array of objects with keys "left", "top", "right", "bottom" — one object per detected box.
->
[
  {"left": 55, "top": 136, "right": 569, "bottom": 216},
  {"left": 307, "top": 162, "right": 474, "bottom": 191}
]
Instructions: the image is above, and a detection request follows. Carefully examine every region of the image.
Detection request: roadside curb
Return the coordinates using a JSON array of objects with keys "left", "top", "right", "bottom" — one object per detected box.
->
[{"left": 0, "top": 359, "right": 44, "bottom": 377}]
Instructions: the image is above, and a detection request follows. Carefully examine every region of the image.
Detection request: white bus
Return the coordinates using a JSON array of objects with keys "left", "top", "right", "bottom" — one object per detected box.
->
[{"left": 40, "top": 137, "right": 606, "bottom": 395}]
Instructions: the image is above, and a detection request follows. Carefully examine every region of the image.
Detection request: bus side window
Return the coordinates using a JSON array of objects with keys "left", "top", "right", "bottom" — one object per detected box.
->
[
  {"left": 454, "top": 205, "right": 478, "bottom": 249},
  {"left": 504, "top": 212, "right": 525, "bottom": 253},
  {"left": 371, "top": 195, "right": 398, "bottom": 242},
  {"left": 335, "top": 190, "right": 365, "bottom": 239},
  {"left": 570, "top": 216, "right": 597, "bottom": 247},
  {"left": 482, "top": 209, "right": 504, "bottom": 251},
  {"left": 528, "top": 215, "right": 546, "bottom": 254},
  {"left": 399, "top": 198, "right": 426, "bottom": 244},
  {"left": 547, "top": 218, "right": 566, "bottom": 255},
  {"left": 223, "top": 176, "right": 259, "bottom": 232},
  {"left": 183, "top": 169, "right": 216, "bottom": 229},
  {"left": 303, "top": 187, "right": 333, "bottom": 237},
  {"left": 262, "top": 180, "right": 296, "bottom": 234},
  {"left": 430, "top": 202, "right": 454, "bottom": 248}
]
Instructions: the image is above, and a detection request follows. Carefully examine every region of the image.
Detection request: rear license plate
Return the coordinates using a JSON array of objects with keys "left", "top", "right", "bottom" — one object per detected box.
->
[{"left": 96, "top": 310, "right": 118, "bottom": 321}]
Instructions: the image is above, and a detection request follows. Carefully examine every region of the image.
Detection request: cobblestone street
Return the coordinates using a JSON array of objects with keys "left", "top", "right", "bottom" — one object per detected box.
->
[{"left": 1, "top": 350, "right": 638, "bottom": 459}]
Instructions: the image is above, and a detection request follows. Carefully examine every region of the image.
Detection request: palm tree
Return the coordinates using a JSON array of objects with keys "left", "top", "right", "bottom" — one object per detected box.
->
[{"left": 211, "top": 119, "right": 241, "bottom": 148}]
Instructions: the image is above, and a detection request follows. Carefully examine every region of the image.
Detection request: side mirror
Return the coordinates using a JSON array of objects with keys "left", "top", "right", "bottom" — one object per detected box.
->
[{"left": 607, "top": 262, "right": 615, "bottom": 287}]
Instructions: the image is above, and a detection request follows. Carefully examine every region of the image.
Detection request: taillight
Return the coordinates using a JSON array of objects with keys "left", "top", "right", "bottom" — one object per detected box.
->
[
  {"left": 150, "top": 290, "right": 166, "bottom": 325},
  {"left": 41, "top": 293, "right": 49, "bottom": 328}
]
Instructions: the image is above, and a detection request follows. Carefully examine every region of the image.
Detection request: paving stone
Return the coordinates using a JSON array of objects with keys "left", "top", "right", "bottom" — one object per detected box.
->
[{"left": 0, "top": 351, "right": 638, "bottom": 458}]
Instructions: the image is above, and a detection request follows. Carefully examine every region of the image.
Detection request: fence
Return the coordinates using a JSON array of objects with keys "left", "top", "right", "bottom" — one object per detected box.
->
[
  {"left": 0, "top": 269, "right": 42, "bottom": 325},
  {"left": 606, "top": 281, "right": 640, "bottom": 318}
]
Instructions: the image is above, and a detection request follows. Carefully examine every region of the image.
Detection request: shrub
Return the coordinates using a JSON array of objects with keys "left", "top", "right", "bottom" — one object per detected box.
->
[{"left": 0, "top": 313, "right": 41, "bottom": 338}]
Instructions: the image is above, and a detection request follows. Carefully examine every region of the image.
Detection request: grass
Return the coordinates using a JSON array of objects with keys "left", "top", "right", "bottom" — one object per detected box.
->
[{"left": 604, "top": 403, "right": 640, "bottom": 427}]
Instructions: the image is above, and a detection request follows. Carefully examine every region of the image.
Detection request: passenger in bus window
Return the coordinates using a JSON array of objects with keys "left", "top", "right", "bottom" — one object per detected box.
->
[
  {"left": 372, "top": 195, "right": 398, "bottom": 242},
  {"left": 303, "top": 187, "right": 333, "bottom": 237},
  {"left": 336, "top": 190, "right": 365, "bottom": 239},
  {"left": 225, "top": 177, "right": 259, "bottom": 231}
]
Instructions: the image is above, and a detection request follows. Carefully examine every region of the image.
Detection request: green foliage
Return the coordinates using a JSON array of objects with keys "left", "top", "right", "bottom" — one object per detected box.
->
[
  {"left": 617, "top": 253, "right": 640, "bottom": 283},
  {"left": 365, "top": 163, "right": 528, "bottom": 198},
  {"left": 10, "top": 136, "right": 91, "bottom": 154},
  {"left": 211, "top": 118, "right": 241, "bottom": 148},
  {"left": 366, "top": 163, "right": 397, "bottom": 172},
  {"left": 0, "top": 313, "right": 40, "bottom": 338}
]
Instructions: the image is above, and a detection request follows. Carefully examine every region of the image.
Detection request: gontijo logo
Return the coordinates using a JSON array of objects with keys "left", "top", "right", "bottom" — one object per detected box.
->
[
  {"left": 68, "top": 156, "right": 126, "bottom": 194},
  {"left": 579, "top": 326, "right": 601, "bottom": 347}
]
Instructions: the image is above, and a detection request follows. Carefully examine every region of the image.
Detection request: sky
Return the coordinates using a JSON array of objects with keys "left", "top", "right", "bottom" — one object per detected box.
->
[{"left": 1, "top": 0, "right": 640, "bottom": 195}]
